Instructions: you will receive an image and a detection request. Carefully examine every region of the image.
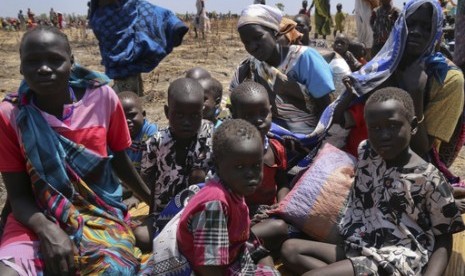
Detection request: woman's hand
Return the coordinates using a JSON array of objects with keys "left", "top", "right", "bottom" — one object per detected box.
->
[
  {"left": 37, "top": 223, "right": 76, "bottom": 275},
  {"left": 123, "top": 195, "right": 141, "bottom": 210}
]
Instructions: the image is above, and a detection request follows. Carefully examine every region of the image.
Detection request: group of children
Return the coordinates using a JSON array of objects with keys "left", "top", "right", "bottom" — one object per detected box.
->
[{"left": 0, "top": 1, "right": 464, "bottom": 275}]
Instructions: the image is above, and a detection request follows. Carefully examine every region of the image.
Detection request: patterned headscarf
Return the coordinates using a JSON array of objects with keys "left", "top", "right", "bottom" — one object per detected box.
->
[
  {"left": 351, "top": 0, "right": 445, "bottom": 95},
  {"left": 237, "top": 4, "right": 283, "bottom": 32}
]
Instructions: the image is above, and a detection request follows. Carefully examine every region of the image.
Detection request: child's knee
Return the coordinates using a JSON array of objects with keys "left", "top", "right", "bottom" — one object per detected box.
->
[
  {"left": 281, "top": 239, "right": 300, "bottom": 264},
  {"left": 269, "top": 218, "right": 289, "bottom": 237},
  {"left": 133, "top": 220, "right": 153, "bottom": 252}
]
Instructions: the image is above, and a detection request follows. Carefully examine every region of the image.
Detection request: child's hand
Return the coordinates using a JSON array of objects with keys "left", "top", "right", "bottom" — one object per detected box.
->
[
  {"left": 123, "top": 195, "right": 141, "bottom": 210},
  {"left": 251, "top": 204, "right": 279, "bottom": 225},
  {"left": 38, "top": 223, "right": 76, "bottom": 275},
  {"left": 189, "top": 169, "right": 206, "bottom": 185}
]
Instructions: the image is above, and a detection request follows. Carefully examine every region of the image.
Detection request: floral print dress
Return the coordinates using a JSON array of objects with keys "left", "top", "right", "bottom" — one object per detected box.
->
[
  {"left": 339, "top": 140, "right": 465, "bottom": 275},
  {"left": 141, "top": 120, "right": 213, "bottom": 216}
]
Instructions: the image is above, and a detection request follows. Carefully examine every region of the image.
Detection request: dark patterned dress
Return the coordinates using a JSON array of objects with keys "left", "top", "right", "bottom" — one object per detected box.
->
[
  {"left": 339, "top": 140, "right": 465, "bottom": 275},
  {"left": 141, "top": 120, "right": 213, "bottom": 216}
]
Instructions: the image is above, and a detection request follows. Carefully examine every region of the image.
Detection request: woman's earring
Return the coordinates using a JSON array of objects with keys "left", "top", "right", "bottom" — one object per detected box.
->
[{"left": 411, "top": 127, "right": 418, "bottom": 135}]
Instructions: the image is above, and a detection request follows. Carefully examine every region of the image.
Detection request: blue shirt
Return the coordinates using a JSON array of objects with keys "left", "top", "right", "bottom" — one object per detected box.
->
[{"left": 126, "top": 119, "right": 158, "bottom": 172}]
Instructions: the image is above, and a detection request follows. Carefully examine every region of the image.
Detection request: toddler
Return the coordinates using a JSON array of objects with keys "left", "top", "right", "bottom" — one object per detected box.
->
[
  {"left": 197, "top": 77, "right": 223, "bottom": 127},
  {"left": 177, "top": 119, "right": 279, "bottom": 275}
]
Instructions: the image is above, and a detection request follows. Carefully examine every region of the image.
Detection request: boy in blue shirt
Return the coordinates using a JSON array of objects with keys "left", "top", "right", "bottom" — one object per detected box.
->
[{"left": 118, "top": 91, "right": 158, "bottom": 208}]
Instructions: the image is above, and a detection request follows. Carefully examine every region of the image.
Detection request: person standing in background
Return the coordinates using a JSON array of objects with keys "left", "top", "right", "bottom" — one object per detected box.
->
[
  {"left": 310, "top": 0, "right": 332, "bottom": 39},
  {"left": 299, "top": 0, "right": 311, "bottom": 16},
  {"left": 370, "top": 0, "right": 400, "bottom": 56},
  {"left": 17, "top": 10, "right": 25, "bottom": 31},
  {"left": 354, "top": 0, "right": 379, "bottom": 59},
  {"left": 195, "top": 0, "right": 211, "bottom": 39}
]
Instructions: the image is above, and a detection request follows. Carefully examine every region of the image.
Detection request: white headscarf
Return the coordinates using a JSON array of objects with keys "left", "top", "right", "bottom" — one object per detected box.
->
[{"left": 237, "top": 4, "right": 282, "bottom": 32}]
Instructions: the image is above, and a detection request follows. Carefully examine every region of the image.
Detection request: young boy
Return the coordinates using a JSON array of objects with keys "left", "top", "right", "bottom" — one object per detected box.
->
[
  {"left": 118, "top": 91, "right": 158, "bottom": 173},
  {"left": 135, "top": 78, "right": 214, "bottom": 251},
  {"left": 177, "top": 119, "right": 278, "bottom": 275},
  {"left": 197, "top": 77, "right": 223, "bottom": 127},
  {"left": 230, "top": 82, "right": 290, "bottom": 254},
  {"left": 333, "top": 33, "right": 362, "bottom": 72},
  {"left": 333, "top": 3, "right": 345, "bottom": 37},
  {"left": 118, "top": 91, "right": 158, "bottom": 208},
  {"left": 185, "top": 66, "right": 211, "bottom": 80},
  {"left": 281, "top": 87, "right": 465, "bottom": 276}
]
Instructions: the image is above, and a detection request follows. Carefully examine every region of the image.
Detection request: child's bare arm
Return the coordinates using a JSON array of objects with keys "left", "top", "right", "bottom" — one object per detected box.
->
[
  {"left": 2, "top": 172, "right": 76, "bottom": 275},
  {"left": 424, "top": 233, "right": 453, "bottom": 276},
  {"left": 111, "top": 150, "right": 151, "bottom": 204},
  {"left": 276, "top": 169, "right": 289, "bottom": 202}
]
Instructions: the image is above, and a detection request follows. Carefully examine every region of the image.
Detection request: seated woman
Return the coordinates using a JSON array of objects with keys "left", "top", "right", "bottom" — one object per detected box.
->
[
  {"left": 231, "top": 4, "right": 335, "bottom": 135},
  {"left": 0, "top": 26, "right": 151, "bottom": 275},
  {"left": 344, "top": 0, "right": 465, "bottom": 210}
]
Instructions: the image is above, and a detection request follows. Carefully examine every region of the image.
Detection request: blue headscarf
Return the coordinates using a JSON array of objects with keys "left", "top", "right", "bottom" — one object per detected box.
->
[{"left": 351, "top": 0, "right": 446, "bottom": 95}]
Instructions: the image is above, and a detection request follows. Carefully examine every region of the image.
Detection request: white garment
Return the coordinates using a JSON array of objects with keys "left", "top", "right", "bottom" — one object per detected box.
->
[
  {"left": 195, "top": 0, "right": 210, "bottom": 32},
  {"left": 354, "top": 0, "right": 374, "bottom": 48}
]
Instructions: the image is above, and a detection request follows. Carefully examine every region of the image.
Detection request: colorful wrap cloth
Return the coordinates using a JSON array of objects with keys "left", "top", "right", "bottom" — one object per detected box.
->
[{"left": 7, "top": 65, "right": 149, "bottom": 274}]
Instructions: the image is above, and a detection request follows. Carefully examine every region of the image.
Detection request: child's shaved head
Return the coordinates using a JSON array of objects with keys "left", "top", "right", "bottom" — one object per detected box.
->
[
  {"left": 118, "top": 91, "right": 142, "bottom": 109},
  {"left": 185, "top": 67, "right": 211, "bottom": 80},
  {"left": 230, "top": 81, "right": 268, "bottom": 108},
  {"left": 366, "top": 87, "right": 415, "bottom": 120},
  {"left": 213, "top": 119, "right": 262, "bottom": 161},
  {"left": 168, "top": 77, "right": 204, "bottom": 105},
  {"left": 198, "top": 77, "right": 223, "bottom": 101}
]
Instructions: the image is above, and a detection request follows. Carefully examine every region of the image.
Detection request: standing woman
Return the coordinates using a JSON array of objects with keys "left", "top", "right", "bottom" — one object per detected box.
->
[
  {"left": 231, "top": 4, "right": 335, "bottom": 135},
  {"left": 310, "top": 0, "right": 332, "bottom": 39}
]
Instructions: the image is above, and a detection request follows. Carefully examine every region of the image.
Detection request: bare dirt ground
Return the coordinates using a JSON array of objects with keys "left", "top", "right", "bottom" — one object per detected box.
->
[{"left": 0, "top": 17, "right": 464, "bottom": 207}]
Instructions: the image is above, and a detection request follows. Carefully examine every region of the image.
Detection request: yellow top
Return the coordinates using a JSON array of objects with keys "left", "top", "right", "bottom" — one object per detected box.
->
[{"left": 425, "top": 68, "right": 464, "bottom": 144}]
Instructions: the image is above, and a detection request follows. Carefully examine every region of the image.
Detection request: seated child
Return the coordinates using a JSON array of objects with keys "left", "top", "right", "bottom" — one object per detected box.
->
[
  {"left": 230, "top": 82, "right": 290, "bottom": 253},
  {"left": 230, "top": 82, "right": 289, "bottom": 209},
  {"left": 135, "top": 77, "right": 214, "bottom": 251},
  {"left": 333, "top": 33, "right": 362, "bottom": 72},
  {"left": 185, "top": 66, "right": 211, "bottom": 80},
  {"left": 177, "top": 119, "right": 279, "bottom": 275},
  {"left": 348, "top": 41, "right": 368, "bottom": 65},
  {"left": 118, "top": 91, "right": 158, "bottom": 208},
  {"left": 197, "top": 77, "right": 223, "bottom": 127},
  {"left": 281, "top": 87, "right": 465, "bottom": 276}
]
